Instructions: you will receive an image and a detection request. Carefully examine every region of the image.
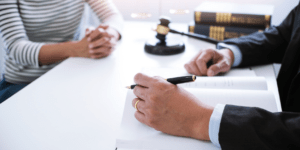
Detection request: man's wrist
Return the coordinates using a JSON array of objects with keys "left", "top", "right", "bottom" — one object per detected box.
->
[
  {"left": 217, "top": 43, "right": 242, "bottom": 67},
  {"left": 209, "top": 104, "right": 226, "bottom": 148},
  {"left": 219, "top": 49, "right": 235, "bottom": 67},
  {"left": 191, "top": 105, "right": 214, "bottom": 141}
]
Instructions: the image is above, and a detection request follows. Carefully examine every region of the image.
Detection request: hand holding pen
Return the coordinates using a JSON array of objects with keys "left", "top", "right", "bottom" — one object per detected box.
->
[
  {"left": 126, "top": 75, "right": 196, "bottom": 89},
  {"left": 130, "top": 73, "right": 212, "bottom": 141}
]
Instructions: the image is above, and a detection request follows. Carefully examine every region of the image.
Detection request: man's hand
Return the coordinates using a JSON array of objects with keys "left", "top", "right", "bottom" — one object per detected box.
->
[
  {"left": 184, "top": 49, "right": 234, "bottom": 76},
  {"left": 86, "top": 24, "right": 120, "bottom": 59},
  {"left": 131, "top": 73, "right": 214, "bottom": 141}
]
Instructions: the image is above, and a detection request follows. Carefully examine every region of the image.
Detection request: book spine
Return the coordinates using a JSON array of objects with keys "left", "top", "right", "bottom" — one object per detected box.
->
[
  {"left": 194, "top": 12, "right": 271, "bottom": 28},
  {"left": 188, "top": 24, "right": 264, "bottom": 41}
]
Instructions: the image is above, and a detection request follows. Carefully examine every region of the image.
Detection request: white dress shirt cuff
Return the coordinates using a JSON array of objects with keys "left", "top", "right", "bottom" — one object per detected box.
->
[
  {"left": 217, "top": 43, "right": 242, "bottom": 67},
  {"left": 209, "top": 104, "right": 226, "bottom": 148}
]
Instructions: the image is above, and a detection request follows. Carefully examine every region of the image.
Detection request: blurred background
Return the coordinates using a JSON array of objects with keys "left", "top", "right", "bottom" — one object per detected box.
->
[
  {"left": 0, "top": 0, "right": 299, "bottom": 79},
  {"left": 113, "top": 0, "right": 299, "bottom": 25}
]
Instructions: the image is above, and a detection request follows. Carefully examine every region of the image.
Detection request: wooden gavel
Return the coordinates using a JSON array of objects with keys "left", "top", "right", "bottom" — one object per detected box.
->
[{"left": 155, "top": 16, "right": 219, "bottom": 45}]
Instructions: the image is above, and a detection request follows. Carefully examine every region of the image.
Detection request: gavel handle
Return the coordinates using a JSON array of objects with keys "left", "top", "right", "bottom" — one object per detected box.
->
[{"left": 169, "top": 29, "right": 219, "bottom": 45}]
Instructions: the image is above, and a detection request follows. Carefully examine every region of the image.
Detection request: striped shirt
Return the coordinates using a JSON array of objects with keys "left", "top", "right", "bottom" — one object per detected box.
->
[{"left": 0, "top": 0, "right": 123, "bottom": 84}]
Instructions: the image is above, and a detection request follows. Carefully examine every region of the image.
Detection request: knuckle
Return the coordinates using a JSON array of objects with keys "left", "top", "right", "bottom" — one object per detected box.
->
[
  {"left": 134, "top": 73, "right": 143, "bottom": 82},
  {"left": 147, "top": 118, "right": 155, "bottom": 126},
  {"left": 207, "top": 49, "right": 217, "bottom": 56},
  {"left": 153, "top": 76, "right": 160, "bottom": 79},
  {"left": 137, "top": 102, "right": 143, "bottom": 110},
  {"left": 207, "top": 48, "right": 215, "bottom": 52},
  {"left": 152, "top": 77, "right": 161, "bottom": 84},
  {"left": 138, "top": 92, "right": 146, "bottom": 100},
  {"left": 196, "top": 58, "right": 205, "bottom": 65},
  {"left": 220, "top": 61, "right": 227, "bottom": 67},
  {"left": 149, "top": 94, "right": 158, "bottom": 102},
  {"left": 103, "top": 38, "right": 108, "bottom": 42},
  {"left": 89, "top": 34, "right": 95, "bottom": 39},
  {"left": 204, "top": 49, "right": 212, "bottom": 54},
  {"left": 154, "top": 76, "right": 164, "bottom": 81},
  {"left": 148, "top": 120, "right": 156, "bottom": 127},
  {"left": 189, "top": 60, "right": 196, "bottom": 66},
  {"left": 224, "top": 60, "right": 231, "bottom": 67},
  {"left": 95, "top": 29, "right": 100, "bottom": 34},
  {"left": 213, "top": 65, "right": 221, "bottom": 71},
  {"left": 147, "top": 114, "right": 157, "bottom": 124},
  {"left": 132, "top": 99, "right": 137, "bottom": 107},
  {"left": 133, "top": 87, "right": 138, "bottom": 95},
  {"left": 184, "top": 63, "right": 189, "bottom": 68},
  {"left": 98, "top": 28, "right": 104, "bottom": 32},
  {"left": 134, "top": 112, "right": 140, "bottom": 119},
  {"left": 184, "top": 64, "right": 191, "bottom": 72},
  {"left": 157, "top": 81, "right": 167, "bottom": 89}
]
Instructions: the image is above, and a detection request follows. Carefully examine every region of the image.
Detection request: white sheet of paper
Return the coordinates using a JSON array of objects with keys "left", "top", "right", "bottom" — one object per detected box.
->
[
  {"left": 141, "top": 67, "right": 263, "bottom": 90},
  {"left": 116, "top": 89, "right": 278, "bottom": 150},
  {"left": 223, "top": 68, "right": 256, "bottom": 76},
  {"left": 179, "top": 77, "right": 267, "bottom": 90},
  {"left": 141, "top": 67, "right": 256, "bottom": 78}
]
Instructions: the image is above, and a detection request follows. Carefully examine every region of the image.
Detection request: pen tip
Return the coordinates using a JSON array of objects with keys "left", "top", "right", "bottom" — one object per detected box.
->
[{"left": 125, "top": 86, "right": 131, "bottom": 89}]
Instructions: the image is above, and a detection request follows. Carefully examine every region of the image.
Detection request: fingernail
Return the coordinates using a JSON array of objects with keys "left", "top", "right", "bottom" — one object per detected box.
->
[
  {"left": 89, "top": 50, "right": 93, "bottom": 53},
  {"left": 208, "top": 70, "right": 214, "bottom": 76},
  {"left": 87, "top": 37, "right": 91, "bottom": 41},
  {"left": 91, "top": 56, "right": 96, "bottom": 59},
  {"left": 89, "top": 44, "right": 93, "bottom": 48}
]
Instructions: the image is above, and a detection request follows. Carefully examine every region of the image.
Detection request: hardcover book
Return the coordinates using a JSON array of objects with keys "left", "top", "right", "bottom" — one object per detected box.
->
[
  {"left": 189, "top": 24, "right": 264, "bottom": 41},
  {"left": 194, "top": 2, "right": 274, "bottom": 29}
]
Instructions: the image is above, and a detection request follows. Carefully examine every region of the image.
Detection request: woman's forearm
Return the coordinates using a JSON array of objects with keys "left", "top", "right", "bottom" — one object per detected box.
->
[{"left": 38, "top": 37, "right": 89, "bottom": 66}]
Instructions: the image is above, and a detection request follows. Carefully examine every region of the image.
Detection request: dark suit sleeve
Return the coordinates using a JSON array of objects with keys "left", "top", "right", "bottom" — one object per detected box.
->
[
  {"left": 219, "top": 105, "right": 300, "bottom": 150},
  {"left": 221, "top": 5, "right": 297, "bottom": 67}
]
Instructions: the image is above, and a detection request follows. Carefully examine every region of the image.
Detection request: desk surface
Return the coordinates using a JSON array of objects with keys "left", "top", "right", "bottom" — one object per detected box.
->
[{"left": 0, "top": 21, "right": 281, "bottom": 150}]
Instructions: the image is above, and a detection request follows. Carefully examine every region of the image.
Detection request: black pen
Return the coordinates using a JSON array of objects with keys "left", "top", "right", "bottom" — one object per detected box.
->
[{"left": 126, "top": 75, "right": 196, "bottom": 89}]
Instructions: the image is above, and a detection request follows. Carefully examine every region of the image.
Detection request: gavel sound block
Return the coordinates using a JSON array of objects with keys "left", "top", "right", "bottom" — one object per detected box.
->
[
  {"left": 144, "top": 17, "right": 219, "bottom": 55},
  {"left": 144, "top": 17, "right": 185, "bottom": 55}
]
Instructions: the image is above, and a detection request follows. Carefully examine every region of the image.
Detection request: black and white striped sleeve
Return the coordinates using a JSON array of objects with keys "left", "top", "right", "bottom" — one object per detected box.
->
[{"left": 0, "top": 0, "right": 44, "bottom": 68}]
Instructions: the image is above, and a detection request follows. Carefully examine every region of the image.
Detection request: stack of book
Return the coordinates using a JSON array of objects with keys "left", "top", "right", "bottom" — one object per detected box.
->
[{"left": 188, "top": 2, "right": 274, "bottom": 41}]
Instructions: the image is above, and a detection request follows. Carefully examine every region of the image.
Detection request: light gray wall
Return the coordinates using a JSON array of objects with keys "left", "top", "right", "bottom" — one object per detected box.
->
[{"left": 113, "top": 0, "right": 299, "bottom": 25}]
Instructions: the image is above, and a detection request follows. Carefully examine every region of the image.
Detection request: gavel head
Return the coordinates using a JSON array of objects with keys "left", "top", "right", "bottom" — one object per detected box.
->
[{"left": 156, "top": 16, "right": 171, "bottom": 42}]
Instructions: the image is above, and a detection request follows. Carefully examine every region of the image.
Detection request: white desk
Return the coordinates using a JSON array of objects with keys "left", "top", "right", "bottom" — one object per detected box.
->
[{"left": 0, "top": 21, "right": 281, "bottom": 150}]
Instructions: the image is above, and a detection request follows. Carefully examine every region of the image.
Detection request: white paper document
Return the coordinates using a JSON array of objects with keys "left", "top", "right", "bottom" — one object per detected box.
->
[
  {"left": 141, "top": 67, "right": 265, "bottom": 90},
  {"left": 179, "top": 77, "right": 267, "bottom": 90},
  {"left": 117, "top": 67, "right": 277, "bottom": 150},
  {"left": 141, "top": 67, "right": 256, "bottom": 78},
  {"left": 116, "top": 89, "right": 278, "bottom": 150}
]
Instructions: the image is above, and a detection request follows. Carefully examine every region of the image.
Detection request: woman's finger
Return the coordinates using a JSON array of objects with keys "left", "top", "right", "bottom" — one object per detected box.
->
[
  {"left": 89, "top": 37, "right": 111, "bottom": 49},
  {"left": 88, "top": 28, "right": 107, "bottom": 42},
  {"left": 89, "top": 47, "right": 111, "bottom": 54}
]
